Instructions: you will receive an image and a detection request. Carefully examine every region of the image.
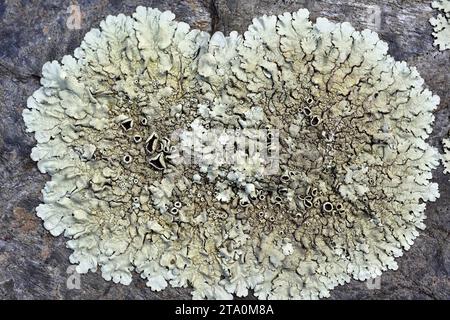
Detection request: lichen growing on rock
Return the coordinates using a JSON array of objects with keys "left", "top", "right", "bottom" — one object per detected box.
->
[
  {"left": 23, "top": 7, "right": 440, "bottom": 299},
  {"left": 442, "top": 138, "right": 450, "bottom": 174},
  {"left": 430, "top": 0, "right": 450, "bottom": 50}
]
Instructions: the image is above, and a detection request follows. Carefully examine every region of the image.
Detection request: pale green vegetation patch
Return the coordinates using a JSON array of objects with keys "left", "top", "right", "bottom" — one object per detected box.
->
[{"left": 23, "top": 7, "right": 440, "bottom": 299}]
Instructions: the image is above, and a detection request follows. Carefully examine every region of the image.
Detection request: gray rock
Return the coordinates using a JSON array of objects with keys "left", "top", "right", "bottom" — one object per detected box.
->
[{"left": 0, "top": 0, "right": 448, "bottom": 300}]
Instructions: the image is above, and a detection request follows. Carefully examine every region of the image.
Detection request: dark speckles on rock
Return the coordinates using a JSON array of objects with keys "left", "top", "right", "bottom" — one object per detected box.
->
[
  {"left": 0, "top": 0, "right": 5, "bottom": 19},
  {"left": 0, "top": 279, "right": 16, "bottom": 299},
  {"left": 380, "top": 31, "right": 403, "bottom": 60},
  {"left": 0, "top": 27, "right": 21, "bottom": 58},
  {"left": 110, "top": 0, "right": 122, "bottom": 10}
]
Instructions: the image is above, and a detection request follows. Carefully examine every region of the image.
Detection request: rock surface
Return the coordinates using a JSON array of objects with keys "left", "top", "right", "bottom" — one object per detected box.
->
[{"left": 0, "top": 0, "right": 448, "bottom": 299}]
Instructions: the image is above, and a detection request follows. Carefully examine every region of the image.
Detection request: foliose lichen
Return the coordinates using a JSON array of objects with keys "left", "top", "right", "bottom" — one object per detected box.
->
[
  {"left": 430, "top": 0, "right": 450, "bottom": 50},
  {"left": 23, "top": 7, "right": 440, "bottom": 299}
]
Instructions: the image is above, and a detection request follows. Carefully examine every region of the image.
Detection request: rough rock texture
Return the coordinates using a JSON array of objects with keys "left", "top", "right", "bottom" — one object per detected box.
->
[{"left": 0, "top": 0, "right": 448, "bottom": 300}]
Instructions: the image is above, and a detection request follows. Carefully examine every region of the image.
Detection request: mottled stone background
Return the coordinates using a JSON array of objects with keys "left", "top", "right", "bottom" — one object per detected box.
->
[{"left": 0, "top": 0, "right": 448, "bottom": 300}]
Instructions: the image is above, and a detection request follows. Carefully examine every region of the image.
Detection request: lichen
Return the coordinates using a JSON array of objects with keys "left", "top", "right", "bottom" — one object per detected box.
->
[
  {"left": 442, "top": 138, "right": 450, "bottom": 174},
  {"left": 430, "top": 0, "right": 450, "bottom": 50},
  {"left": 23, "top": 7, "right": 440, "bottom": 299}
]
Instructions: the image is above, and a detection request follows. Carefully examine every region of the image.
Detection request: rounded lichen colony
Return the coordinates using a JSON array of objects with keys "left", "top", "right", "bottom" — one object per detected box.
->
[{"left": 23, "top": 7, "right": 440, "bottom": 299}]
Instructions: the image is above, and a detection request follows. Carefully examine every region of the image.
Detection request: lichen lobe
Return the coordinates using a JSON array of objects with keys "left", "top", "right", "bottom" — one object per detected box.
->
[{"left": 430, "top": 0, "right": 450, "bottom": 51}]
